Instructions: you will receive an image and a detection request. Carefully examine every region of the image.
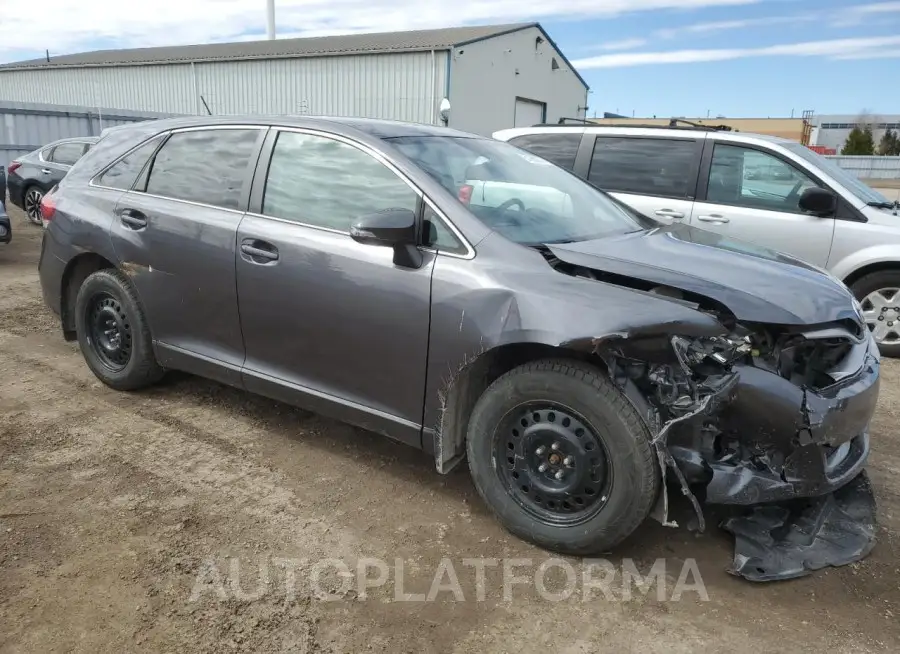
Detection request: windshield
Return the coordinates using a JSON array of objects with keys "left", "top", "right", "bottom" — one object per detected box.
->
[
  {"left": 388, "top": 136, "right": 644, "bottom": 245},
  {"left": 781, "top": 142, "right": 890, "bottom": 205}
]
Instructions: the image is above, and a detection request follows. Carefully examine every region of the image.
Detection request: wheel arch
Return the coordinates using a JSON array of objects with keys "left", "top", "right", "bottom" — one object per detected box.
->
[
  {"left": 842, "top": 260, "right": 900, "bottom": 290},
  {"left": 60, "top": 252, "right": 116, "bottom": 340},
  {"left": 433, "top": 342, "right": 628, "bottom": 474}
]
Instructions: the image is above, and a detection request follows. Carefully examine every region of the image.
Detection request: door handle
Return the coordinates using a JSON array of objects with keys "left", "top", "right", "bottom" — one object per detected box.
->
[
  {"left": 118, "top": 209, "right": 147, "bottom": 229},
  {"left": 697, "top": 214, "right": 730, "bottom": 224},
  {"left": 240, "top": 241, "right": 279, "bottom": 262},
  {"left": 654, "top": 209, "right": 684, "bottom": 219},
  {"left": 40, "top": 168, "right": 52, "bottom": 175}
]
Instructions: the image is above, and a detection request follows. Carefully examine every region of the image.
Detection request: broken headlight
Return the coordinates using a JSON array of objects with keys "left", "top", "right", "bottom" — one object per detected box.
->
[{"left": 670, "top": 334, "right": 749, "bottom": 373}]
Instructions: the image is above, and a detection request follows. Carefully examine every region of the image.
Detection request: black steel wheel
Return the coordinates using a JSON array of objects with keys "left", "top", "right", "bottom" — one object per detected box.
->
[
  {"left": 74, "top": 269, "right": 163, "bottom": 391},
  {"left": 24, "top": 187, "right": 44, "bottom": 226},
  {"left": 467, "top": 359, "right": 659, "bottom": 555},
  {"left": 495, "top": 403, "right": 613, "bottom": 526},
  {"left": 85, "top": 292, "right": 133, "bottom": 371}
]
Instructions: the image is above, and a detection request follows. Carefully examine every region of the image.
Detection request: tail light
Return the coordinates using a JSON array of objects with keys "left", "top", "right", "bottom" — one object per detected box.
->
[
  {"left": 40, "top": 193, "right": 57, "bottom": 225},
  {"left": 458, "top": 184, "right": 473, "bottom": 206},
  {"left": 7, "top": 161, "right": 21, "bottom": 174}
]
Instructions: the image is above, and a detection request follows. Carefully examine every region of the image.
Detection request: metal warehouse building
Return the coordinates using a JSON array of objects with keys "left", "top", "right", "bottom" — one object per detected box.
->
[{"left": 0, "top": 23, "right": 589, "bottom": 136}]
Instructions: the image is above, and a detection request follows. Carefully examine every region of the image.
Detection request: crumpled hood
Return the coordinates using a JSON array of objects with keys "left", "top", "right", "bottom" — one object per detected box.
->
[{"left": 547, "top": 224, "right": 861, "bottom": 325}]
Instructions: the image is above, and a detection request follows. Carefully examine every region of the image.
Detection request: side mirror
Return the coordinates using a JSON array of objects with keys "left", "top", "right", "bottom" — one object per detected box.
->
[
  {"left": 350, "top": 208, "right": 422, "bottom": 268},
  {"left": 799, "top": 187, "right": 837, "bottom": 216}
]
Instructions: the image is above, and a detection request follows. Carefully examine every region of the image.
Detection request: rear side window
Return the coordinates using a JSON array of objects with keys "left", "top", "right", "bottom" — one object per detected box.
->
[
  {"left": 507, "top": 133, "right": 581, "bottom": 170},
  {"left": 50, "top": 142, "right": 86, "bottom": 166},
  {"left": 262, "top": 131, "right": 418, "bottom": 232},
  {"left": 144, "top": 129, "right": 260, "bottom": 210},
  {"left": 588, "top": 137, "right": 699, "bottom": 199},
  {"left": 97, "top": 136, "right": 165, "bottom": 190}
]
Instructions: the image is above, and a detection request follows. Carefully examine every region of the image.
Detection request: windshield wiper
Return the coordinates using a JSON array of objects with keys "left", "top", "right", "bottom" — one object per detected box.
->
[{"left": 867, "top": 200, "right": 899, "bottom": 209}]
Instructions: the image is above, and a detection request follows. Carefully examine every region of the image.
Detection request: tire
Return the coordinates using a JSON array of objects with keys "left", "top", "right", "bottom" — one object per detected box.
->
[
  {"left": 23, "top": 185, "right": 44, "bottom": 226},
  {"left": 466, "top": 359, "right": 659, "bottom": 555},
  {"left": 850, "top": 270, "right": 900, "bottom": 358},
  {"left": 74, "top": 268, "right": 164, "bottom": 391}
]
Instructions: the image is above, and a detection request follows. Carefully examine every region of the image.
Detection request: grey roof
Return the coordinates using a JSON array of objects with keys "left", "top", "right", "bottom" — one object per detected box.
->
[{"left": 0, "top": 23, "right": 534, "bottom": 70}]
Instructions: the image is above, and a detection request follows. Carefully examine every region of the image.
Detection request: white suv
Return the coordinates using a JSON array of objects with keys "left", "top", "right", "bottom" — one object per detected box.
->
[{"left": 494, "top": 123, "right": 900, "bottom": 355}]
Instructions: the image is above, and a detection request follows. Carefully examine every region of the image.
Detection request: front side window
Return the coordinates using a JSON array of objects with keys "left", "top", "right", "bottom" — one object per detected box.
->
[
  {"left": 262, "top": 131, "right": 418, "bottom": 232},
  {"left": 507, "top": 133, "right": 581, "bottom": 171},
  {"left": 707, "top": 144, "right": 820, "bottom": 213},
  {"left": 144, "top": 129, "right": 260, "bottom": 209},
  {"left": 588, "top": 137, "right": 699, "bottom": 198},
  {"left": 389, "top": 135, "right": 642, "bottom": 246},
  {"left": 97, "top": 135, "right": 164, "bottom": 190},
  {"left": 50, "top": 142, "right": 86, "bottom": 166}
]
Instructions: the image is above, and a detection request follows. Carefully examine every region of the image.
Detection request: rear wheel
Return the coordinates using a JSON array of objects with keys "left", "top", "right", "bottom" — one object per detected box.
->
[
  {"left": 851, "top": 270, "right": 900, "bottom": 357},
  {"left": 466, "top": 359, "right": 659, "bottom": 555},
  {"left": 74, "top": 269, "right": 163, "bottom": 390},
  {"left": 23, "top": 186, "right": 44, "bottom": 226}
]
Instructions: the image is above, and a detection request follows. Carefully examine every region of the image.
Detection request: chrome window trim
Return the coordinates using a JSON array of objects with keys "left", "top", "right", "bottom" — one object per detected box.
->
[{"left": 254, "top": 126, "right": 476, "bottom": 260}]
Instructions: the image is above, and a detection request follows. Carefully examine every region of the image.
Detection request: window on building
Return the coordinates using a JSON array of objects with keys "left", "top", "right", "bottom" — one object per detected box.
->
[
  {"left": 144, "top": 129, "right": 260, "bottom": 209},
  {"left": 262, "top": 131, "right": 419, "bottom": 232},
  {"left": 97, "top": 136, "right": 165, "bottom": 190},
  {"left": 506, "top": 133, "right": 581, "bottom": 171},
  {"left": 588, "top": 137, "right": 699, "bottom": 198},
  {"left": 705, "top": 144, "right": 820, "bottom": 213},
  {"left": 50, "top": 142, "right": 87, "bottom": 166}
]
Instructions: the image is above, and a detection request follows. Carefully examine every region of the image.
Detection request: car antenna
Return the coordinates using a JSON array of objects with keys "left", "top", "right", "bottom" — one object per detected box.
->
[{"left": 668, "top": 118, "right": 734, "bottom": 132}]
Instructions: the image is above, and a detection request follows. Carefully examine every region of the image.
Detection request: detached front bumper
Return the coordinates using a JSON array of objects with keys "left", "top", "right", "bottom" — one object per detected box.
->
[{"left": 671, "top": 332, "right": 880, "bottom": 505}]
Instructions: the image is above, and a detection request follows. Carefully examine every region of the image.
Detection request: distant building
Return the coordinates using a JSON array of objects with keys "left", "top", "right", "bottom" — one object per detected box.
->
[
  {"left": 0, "top": 23, "right": 589, "bottom": 136},
  {"left": 589, "top": 116, "right": 810, "bottom": 142},
  {"left": 811, "top": 115, "right": 900, "bottom": 151}
]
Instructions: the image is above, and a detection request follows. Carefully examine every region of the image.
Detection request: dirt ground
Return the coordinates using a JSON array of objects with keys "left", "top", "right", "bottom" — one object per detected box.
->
[{"left": 2, "top": 205, "right": 899, "bottom": 653}]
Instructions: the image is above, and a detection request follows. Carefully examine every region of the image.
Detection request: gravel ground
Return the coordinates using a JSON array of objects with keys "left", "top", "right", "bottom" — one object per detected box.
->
[{"left": 2, "top": 205, "right": 899, "bottom": 653}]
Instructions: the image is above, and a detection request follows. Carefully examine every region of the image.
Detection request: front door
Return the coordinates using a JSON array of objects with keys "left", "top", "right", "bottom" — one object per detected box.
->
[
  {"left": 689, "top": 142, "right": 835, "bottom": 266},
  {"left": 236, "top": 129, "right": 434, "bottom": 446},
  {"left": 107, "top": 127, "right": 265, "bottom": 382}
]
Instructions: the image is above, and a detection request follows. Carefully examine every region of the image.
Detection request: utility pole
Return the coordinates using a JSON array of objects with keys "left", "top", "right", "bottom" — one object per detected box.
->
[{"left": 266, "top": 0, "right": 276, "bottom": 40}]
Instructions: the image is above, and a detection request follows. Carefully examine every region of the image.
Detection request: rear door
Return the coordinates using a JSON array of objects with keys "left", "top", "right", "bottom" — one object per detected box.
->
[
  {"left": 583, "top": 133, "right": 705, "bottom": 225},
  {"left": 235, "top": 128, "right": 436, "bottom": 446},
  {"left": 107, "top": 126, "right": 266, "bottom": 384},
  {"left": 689, "top": 140, "right": 834, "bottom": 266},
  {"left": 40, "top": 141, "right": 91, "bottom": 189}
]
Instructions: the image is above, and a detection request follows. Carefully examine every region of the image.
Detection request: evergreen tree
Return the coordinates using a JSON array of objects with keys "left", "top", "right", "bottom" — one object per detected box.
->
[
  {"left": 841, "top": 125, "right": 876, "bottom": 155},
  {"left": 877, "top": 128, "right": 900, "bottom": 156}
]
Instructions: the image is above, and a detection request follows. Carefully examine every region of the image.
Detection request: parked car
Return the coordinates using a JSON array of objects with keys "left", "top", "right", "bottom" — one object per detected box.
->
[
  {"left": 6, "top": 137, "right": 98, "bottom": 225},
  {"left": 493, "top": 124, "right": 900, "bottom": 356},
  {"left": 0, "top": 167, "right": 10, "bottom": 245},
  {"left": 38, "top": 117, "right": 878, "bottom": 578}
]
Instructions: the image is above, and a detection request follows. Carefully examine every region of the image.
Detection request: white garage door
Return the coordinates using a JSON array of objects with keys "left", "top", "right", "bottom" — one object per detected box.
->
[{"left": 514, "top": 98, "right": 546, "bottom": 127}]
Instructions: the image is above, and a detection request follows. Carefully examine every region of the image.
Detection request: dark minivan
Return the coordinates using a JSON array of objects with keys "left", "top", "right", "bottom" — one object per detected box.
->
[{"left": 37, "top": 116, "right": 879, "bottom": 578}]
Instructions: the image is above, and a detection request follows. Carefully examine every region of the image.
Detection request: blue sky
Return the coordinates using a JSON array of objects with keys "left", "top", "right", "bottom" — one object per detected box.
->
[{"left": 0, "top": 0, "right": 898, "bottom": 119}]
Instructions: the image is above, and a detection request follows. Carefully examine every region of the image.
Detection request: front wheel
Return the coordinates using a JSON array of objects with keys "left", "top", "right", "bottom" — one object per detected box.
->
[
  {"left": 466, "top": 359, "right": 659, "bottom": 555},
  {"left": 74, "top": 269, "right": 164, "bottom": 390},
  {"left": 851, "top": 270, "right": 900, "bottom": 357}
]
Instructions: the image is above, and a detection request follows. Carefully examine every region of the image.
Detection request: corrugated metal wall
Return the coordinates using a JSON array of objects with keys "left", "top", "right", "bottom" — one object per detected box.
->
[
  {"left": 1, "top": 101, "right": 173, "bottom": 168},
  {"left": 825, "top": 155, "right": 900, "bottom": 180},
  {"left": 0, "top": 52, "right": 447, "bottom": 123}
]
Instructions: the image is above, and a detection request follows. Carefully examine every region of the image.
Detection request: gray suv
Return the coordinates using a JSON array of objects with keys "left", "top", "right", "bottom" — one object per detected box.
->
[
  {"left": 38, "top": 116, "right": 878, "bottom": 578},
  {"left": 494, "top": 124, "right": 900, "bottom": 355}
]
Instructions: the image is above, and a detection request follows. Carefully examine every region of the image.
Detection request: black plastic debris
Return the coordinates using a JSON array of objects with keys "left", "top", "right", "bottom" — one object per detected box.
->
[{"left": 721, "top": 471, "right": 876, "bottom": 582}]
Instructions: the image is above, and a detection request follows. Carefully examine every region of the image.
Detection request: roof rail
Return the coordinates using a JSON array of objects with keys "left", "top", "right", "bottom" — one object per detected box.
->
[
  {"left": 556, "top": 117, "right": 595, "bottom": 125},
  {"left": 668, "top": 118, "right": 734, "bottom": 132}
]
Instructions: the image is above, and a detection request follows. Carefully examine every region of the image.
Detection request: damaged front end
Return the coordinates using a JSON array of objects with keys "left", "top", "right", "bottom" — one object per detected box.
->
[{"left": 609, "top": 312, "right": 880, "bottom": 581}]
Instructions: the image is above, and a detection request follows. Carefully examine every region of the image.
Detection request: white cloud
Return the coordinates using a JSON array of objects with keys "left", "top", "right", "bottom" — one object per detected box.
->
[
  {"left": 590, "top": 38, "right": 649, "bottom": 51},
  {"left": 655, "top": 15, "right": 812, "bottom": 39},
  {"left": 0, "top": 0, "right": 760, "bottom": 62},
  {"left": 832, "top": 48, "right": 900, "bottom": 60},
  {"left": 571, "top": 35, "right": 900, "bottom": 67}
]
